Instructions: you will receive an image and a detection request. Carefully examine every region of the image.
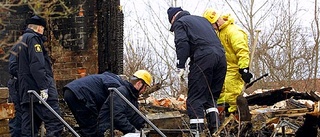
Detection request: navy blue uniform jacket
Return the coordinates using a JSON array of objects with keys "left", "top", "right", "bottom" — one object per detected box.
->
[
  {"left": 170, "top": 11, "right": 225, "bottom": 68},
  {"left": 64, "top": 72, "right": 124, "bottom": 113},
  {"left": 17, "top": 28, "right": 56, "bottom": 104},
  {"left": 98, "top": 80, "right": 145, "bottom": 135}
]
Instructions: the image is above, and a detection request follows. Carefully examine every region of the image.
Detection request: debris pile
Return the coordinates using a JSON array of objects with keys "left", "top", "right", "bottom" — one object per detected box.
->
[
  {"left": 140, "top": 87, "right": 320, "bottom": 136},
  {"left": 141, "top": 94, "right": 187, "bottom": 111}
]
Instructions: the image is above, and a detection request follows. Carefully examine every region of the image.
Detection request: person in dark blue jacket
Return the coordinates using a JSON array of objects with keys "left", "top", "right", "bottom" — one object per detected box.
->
[
  {"left": 8, "top": 42, "right": 22, "bottom": 137},
  {"left": 97, "top": 70, "right": 152, "bottom": 136},
  {"left": 167, "top": 7, "right": 227, "bottom": 135},
  {"left": 17, "top": 15, "right": 63, "bottom": 137},
  {"left": 63, "top": 71, "right": 125, "bottom": 136}
]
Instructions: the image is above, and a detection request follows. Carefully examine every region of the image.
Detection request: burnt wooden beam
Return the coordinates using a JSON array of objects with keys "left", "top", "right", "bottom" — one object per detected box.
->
[{"left": 246, "top": 87, "right": 320, "bottom": 106}]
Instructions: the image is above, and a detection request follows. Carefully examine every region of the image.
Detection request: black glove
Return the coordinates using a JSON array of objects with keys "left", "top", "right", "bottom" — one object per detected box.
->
[{"left": 239, "top": 68, "right": 253, "bottom": 83}]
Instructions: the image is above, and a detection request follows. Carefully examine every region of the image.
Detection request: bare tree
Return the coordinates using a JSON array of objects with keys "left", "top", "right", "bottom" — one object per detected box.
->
[
  {"left": 122, "top": 0, "right": 319, "bottom": 96},
  {"left": 27, "top": 0, "right": 74, "bottom": 18},
  {"left": 250, "top": 0, "right": 314, "bottom": 91},
  {"left": 223, "top": 0, "right": 278, "bottom": 89},
  {"left": 223, "top": 0, "right": 319, "bottom": 92},
  {"left": 122, "top": 0, "right": 185, "bottom": 98},
  {"left": 0, "top": 1, "right": 75, "bottom": 61},
  {"left": 311, "top": 0, "right": 320, "bottom": 90},
  {"left": 0, "top": 1, "right": 26, "bottom": 61}
]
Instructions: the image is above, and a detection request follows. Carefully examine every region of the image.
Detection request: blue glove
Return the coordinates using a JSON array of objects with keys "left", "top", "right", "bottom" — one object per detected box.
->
[
  {"left": 239, "top": 68, "right": 253, "bottom": 83},
  {"left": 40, "top": 89, "right": 49, "bottom": 102}
]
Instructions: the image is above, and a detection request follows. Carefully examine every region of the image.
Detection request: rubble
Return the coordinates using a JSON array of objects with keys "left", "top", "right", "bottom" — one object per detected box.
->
[
  {"left": 3, "top": 85, "right": 318, "bottom": 136},
  {"left": 139, "top": 87, "right": 320, "bottom": 137}
]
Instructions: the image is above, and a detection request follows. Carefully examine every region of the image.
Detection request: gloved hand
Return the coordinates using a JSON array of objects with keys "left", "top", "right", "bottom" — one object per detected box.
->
[
  {"left": 40, "top": 89, "right": 49, "bottom": 102},
  {"left": 239, "top": 68, "right": 253, "bottom": 83},
  {"left": 178, "top": 68, "right": 185, "bottom": 78}
]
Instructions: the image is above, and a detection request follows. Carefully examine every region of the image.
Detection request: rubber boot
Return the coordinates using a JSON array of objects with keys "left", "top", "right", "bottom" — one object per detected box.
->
[
  {"left": 192, "top": 130, "right": 207, "bottom": 137},
  {"left": 206, "top": 112, "right": 219, "bottom": 135},
  {"left": 190, "top": 123, "right": 205, "bottom": 137}
]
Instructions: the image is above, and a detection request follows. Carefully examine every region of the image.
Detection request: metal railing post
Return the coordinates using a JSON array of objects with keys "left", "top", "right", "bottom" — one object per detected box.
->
[
  {"left": 27, "top": 90, "right": 80, "bottom": 137},
  {"left": 110, "top": 90, "right": 114, "bottom": 137},
  {"left": 108, "top": 88, "right": 166, "bottom": 137},
  {"left": 29, "top": 93, "right": 35, "bottom": 137}
]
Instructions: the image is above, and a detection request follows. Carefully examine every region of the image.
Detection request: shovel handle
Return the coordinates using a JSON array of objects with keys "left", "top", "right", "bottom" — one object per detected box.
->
[{"left": 245, "top": 73, "right": 269, "bottom": 89}]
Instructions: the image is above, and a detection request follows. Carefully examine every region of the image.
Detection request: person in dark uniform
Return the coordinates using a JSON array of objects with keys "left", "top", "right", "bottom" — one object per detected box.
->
[
  {"left": 167, "top": 7, "right": 227, "bottom": 135},
  {"left": 17, "top": 15, "right": 63, "bottom": 137},
  {"left": 8, "top": 42, "right": 22, "bottom": 137},
  {"left": 63, "top": 71, "right": 125, "bottom": 136},
  {"left": 97, "top": 70, "right": 152, "bottom": 136}
]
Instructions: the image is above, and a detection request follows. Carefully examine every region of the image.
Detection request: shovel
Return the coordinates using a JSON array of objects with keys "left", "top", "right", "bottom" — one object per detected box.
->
[
  {"left": 236, "top": 30, "right": 261, "bottom": 121},
  {"left": 236, "top": 73, "right": 269, "bottom": 121}
]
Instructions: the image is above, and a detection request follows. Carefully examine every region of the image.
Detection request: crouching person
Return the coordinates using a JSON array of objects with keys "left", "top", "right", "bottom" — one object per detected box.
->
[
  {"left": 97, "top": 70, "right": 152, "bottom": 136},
  {"left": 63, "top": 71, "right": 125, "bottom": 136}
]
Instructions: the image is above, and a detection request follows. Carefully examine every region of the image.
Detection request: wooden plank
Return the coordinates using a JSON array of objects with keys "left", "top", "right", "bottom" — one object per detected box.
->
[
  {"left": 0, "top": 134, "right": 11, "bottom": 136},
  {"left": 0, "top": 119, "right": 9, "bottom": 126},
  {"left": 213, "top": 114, "right": 236, "bottom": 136},
  {"left": 0, "top": 87, "right": 9, "bottom": 99},
  {"left": 0, "top": 103, "right": 15, "bottom": 120},
  {"left": 0, "top": 99, "right": 6, "bottom": 104},
  {"left": 0, "top": 119, "right": 9, "bottom": 134},
  {"left": 147, "top": 111, "right": 183, "bottom": 129},
  {"left": 0, "top": 127, "right": 10, "bottom": 134},
  {"left": 274, "top": 108, "right": 308, "bottom": 114},
  {"left": 275, "top": 113, "right": 306, "bottom": 117}
]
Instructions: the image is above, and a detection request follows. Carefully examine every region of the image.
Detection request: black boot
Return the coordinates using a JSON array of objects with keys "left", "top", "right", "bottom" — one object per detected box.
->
[
  {"left": 190, "top": 123, "right": 205, "bottom": 136},
  {"left": 206, "top": 112, "right": 220, "bottom": 135}
]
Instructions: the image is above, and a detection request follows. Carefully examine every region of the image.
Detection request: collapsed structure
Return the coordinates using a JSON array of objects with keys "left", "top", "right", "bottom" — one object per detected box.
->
[{"left": 139, "top": 87, "right": 320, "bottom": 137}]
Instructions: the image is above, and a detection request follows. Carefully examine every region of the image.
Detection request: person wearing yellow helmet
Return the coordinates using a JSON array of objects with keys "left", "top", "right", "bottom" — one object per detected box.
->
[
  {"left": 63, "top": 70, "right": 152, "bottom": 136},
  {"left": 203, "top": 8, "right": 252, "bottom": 115},
  {"left": 133, "top": 70, "right": 152, "bottom": 87},
  {"left": 203, "top": 8, "right": 221, "bottom": 28},
  {"left": 63, "top": 71, "right": 125, "bottom": 136},
  {"left": 98, "top": 70, "right": 152, "bottom": 136}
]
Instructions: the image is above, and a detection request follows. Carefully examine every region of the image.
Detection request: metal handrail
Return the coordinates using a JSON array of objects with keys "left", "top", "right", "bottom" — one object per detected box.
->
[
  {"left": 108, "top": 87, "right": 166, "bottom": 137},
  {"left": 28, "top": 90, "right": 80, "bottom": 137}
]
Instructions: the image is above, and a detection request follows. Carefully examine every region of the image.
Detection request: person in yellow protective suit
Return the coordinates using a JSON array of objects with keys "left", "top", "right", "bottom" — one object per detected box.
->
[{"left": 203, "top": 8, "right": 253, "bottom": 113}]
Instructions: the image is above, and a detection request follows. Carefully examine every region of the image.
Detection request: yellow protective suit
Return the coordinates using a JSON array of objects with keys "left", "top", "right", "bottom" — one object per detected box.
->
[{"left": 216, "top": 14, "right": 250, "bottom": 113}]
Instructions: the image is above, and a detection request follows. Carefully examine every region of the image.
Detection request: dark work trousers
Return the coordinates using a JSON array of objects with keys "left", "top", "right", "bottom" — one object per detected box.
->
[
  {"left": 187, "top": 52, "right": 227, "bottom": 131},
  {"left": 8, "top": 77, "right": 22, "bottom": 137},
  {"left": 21, "top": 100, "right": 63, "bottom": 137},
  {"left": 64, "top": 89, "right": 98, "bottom": 136}
]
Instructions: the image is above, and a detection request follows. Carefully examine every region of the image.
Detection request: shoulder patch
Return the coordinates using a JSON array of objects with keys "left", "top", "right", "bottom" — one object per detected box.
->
[{"left": 34, "top": 44, "right": 42, "bottom": 52}]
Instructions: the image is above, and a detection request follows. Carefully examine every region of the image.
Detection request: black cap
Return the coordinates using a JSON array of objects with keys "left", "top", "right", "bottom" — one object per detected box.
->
[
  {"left": 167, "top": 7, "right": 183, "bottom": 23},
  {"left": 26, "top": 15, "right": 46, "bottom": 28}
]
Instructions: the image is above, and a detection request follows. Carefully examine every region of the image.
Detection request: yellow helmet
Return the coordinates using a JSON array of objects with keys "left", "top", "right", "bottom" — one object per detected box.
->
[
  {"left": 203, "top": 8, "right": 221, "bottom": 24},
  {"left": 133, "top": 70, "right": 152, "bottom": 86}
]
